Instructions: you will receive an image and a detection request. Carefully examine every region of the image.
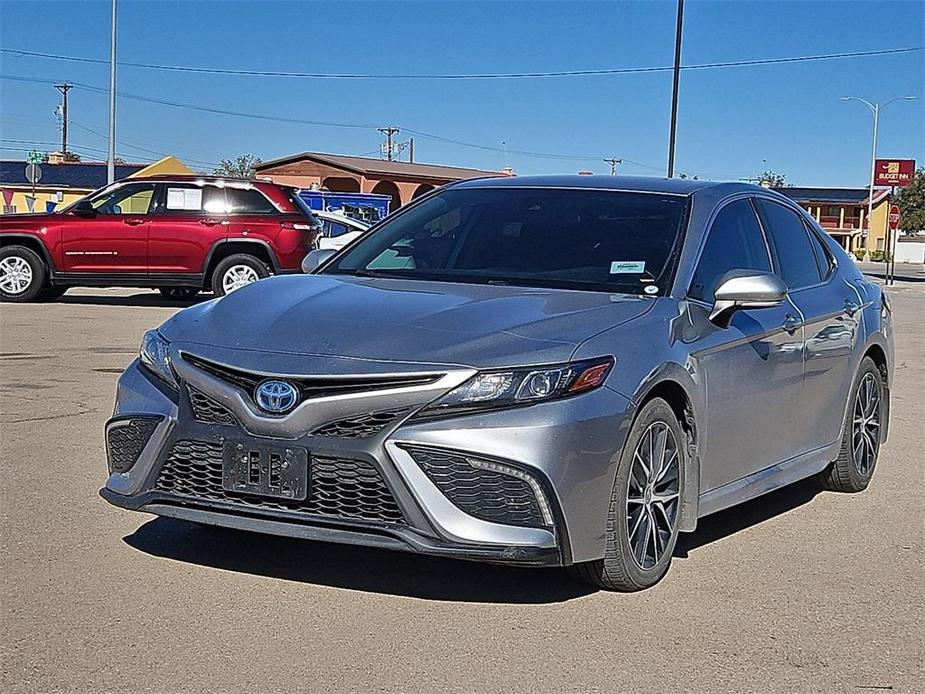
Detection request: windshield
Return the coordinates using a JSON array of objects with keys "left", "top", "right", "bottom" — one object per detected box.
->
[{"left": 323, "top": 187, "right": 689, "bottom": 295}]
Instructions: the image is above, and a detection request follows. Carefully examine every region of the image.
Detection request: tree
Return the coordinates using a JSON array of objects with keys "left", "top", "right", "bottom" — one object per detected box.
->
[
  {"left": 757, "top": 170, "right": 788, "bottom": 187},
  {"left": 213, "top": 154, "right": 261, "bottom": 179},
  {"left": 895, "top": 167, "right": 925, "bottom": 235}
]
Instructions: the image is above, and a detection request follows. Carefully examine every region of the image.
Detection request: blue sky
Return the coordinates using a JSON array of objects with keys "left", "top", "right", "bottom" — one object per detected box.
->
[{"left": 1, "top": 0, "right": 923, "bottom": 185}]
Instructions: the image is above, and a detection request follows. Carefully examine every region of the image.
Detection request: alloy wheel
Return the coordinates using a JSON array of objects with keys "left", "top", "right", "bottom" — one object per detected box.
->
[
  {"left": 626, "top": 421, "right": 681, "bottom": 570},
  {"left": 852, "top": 372, "right": 881, "bottom": 477},
  {"left": 222, "top": 265, "right": 259, "bottom": 293},
  {"left": 0, "top": 255, "right": 34, "bottom": 295}
]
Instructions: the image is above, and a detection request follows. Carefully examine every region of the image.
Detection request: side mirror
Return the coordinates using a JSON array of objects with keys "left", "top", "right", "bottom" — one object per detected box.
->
[
  {"left": 709, "top": 270, "right": 787, "bottom": 327},
  {"left": 72, "top": 199, "right": 97, "bottom": 218},
  {"left": 301, "top": 248, "right": 336, "bottom": 273}
]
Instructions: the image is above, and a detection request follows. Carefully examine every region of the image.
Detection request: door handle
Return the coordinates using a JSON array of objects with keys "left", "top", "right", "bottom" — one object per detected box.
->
[
  {"left": 783, "top": 314, "right": 802, "bottom": 334},
  {"left": 199, "top": 218, "right": 228, "bottom": 226},
  {"left": 843, "top": 299, "right": 860, "bottom": 316},
  {"left": 123, "top": 218, "right": 145, "bottom": 226}
]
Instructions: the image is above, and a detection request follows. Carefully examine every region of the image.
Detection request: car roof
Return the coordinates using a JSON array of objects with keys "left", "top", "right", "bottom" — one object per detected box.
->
[
  {"left": 127, "top": 174, "right": 275, "bottom": 186},
  {"left": 452, "top": 174, "right": 758, "bottom": 196}
]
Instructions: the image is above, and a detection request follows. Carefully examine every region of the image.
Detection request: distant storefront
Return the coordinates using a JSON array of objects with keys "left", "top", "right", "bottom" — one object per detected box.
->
[
  {"left": 0, "top": 155, "right": 192, "bottom": 214},
  {"left": 254, "top": 152, "right": 509, "bottom": 210}
]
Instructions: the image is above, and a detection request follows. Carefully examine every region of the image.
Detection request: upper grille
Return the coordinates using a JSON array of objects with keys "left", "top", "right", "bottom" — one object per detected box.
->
[
  {"left": 406, "top": 446, "right": 547, "bottom": 528},
  {"left": 311, "top": 409, "right": 407, "bottom": 438},
  {"left": 188, "top": 387, "right": 236, "bottom": 426},
  {"left": 107, "top": 417, "right": 160, "bottom": 473},
  {"left": 155, "top": 439, "right": 405, "bottom": 524},
  {"left": 182, "top": 353, "right": 442, "bottom": 400}
]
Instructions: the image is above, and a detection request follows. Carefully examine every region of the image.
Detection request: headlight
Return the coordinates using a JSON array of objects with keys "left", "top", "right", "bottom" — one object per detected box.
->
[
  {"left": 139, "top": 330, "right": 177, "bottom": 388},
  {"left": 419, "top": 357, "right": 614, "bottom": 418}
]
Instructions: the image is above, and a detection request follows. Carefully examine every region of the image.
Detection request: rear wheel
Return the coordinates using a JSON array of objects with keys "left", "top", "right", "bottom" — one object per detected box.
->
[
  {"left": 210, "top": 254, "right": 269, "bottom": 297},
  {"left": 0, "top": 245, "right": 46, "bottom": 303},
  {"left": 570, "top": 398, "right": 684, "bottom": 591},
  {"left": 158, "top": 287, "right": 200, "bottom": 300},
  {"left": 819, "top": 356, "right": 884, "bottom": 493}
]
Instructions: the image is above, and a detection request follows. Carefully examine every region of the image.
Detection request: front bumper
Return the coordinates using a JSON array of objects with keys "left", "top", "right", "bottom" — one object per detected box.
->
[{"left": 102, "top": 351, "right": 635, "bottom": 566}]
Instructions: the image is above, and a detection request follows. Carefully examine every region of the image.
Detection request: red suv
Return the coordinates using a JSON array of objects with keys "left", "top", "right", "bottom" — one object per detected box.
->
[{"left": 0, "top": 175, "right": 320, "bottom": 302}]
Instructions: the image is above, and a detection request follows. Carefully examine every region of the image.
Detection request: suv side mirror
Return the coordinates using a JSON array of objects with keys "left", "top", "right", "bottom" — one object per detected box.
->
[
  {"left": 709, "top": 270, "right": 788, "bottom": 327},
  {"left": 72, "top": 199, "right": 97, "bottom": 218},
  {"left": 301, "top": 248, "right": 336, "bottom": 273}
]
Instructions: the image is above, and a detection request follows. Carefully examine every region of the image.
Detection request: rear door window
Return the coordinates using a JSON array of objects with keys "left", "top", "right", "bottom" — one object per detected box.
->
[
  {"left": 689, "top": 199, "right": 771, "bottom": 303},
  {"left": 161, "top": 184, "right": 226, "bottom": 215},
  {"left": 755, "top": 199, "right": 823, "bottom": 289},
  {"left": 225, "top": 188, "right": 278, "bottom": 215}
]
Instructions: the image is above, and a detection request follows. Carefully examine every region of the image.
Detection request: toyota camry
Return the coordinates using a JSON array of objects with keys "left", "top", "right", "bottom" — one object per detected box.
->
[{"left": 101, "top": 175, "right": 893, "bottom": 591}]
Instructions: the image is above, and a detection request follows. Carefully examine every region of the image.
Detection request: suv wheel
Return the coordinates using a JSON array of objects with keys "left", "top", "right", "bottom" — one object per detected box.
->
[
  {"left": 159, "top": 287, "right": 200, "bottom": 300},
  {"left": 0, "top": 245, "right": 46, "bottom": 303},
  {"left": 211, "top": 254, "right": 269, "bottom": 297},
  {"left": 819, "top": 356, "right": 884, "bottom": 493},
  {"left": 569, "top": 398, "right": 685, "bottom": 591}
]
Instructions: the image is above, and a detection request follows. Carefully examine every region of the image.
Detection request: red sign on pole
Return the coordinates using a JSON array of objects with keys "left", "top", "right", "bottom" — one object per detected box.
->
[
  {"left": 874, "top": 159, "right": 915, "bottom": 187},
  {"left": 888, "top": 205, "right": 900, "bottom": 231}
]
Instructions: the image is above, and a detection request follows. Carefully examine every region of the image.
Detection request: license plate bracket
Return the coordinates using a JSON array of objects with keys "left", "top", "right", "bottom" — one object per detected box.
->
[{"left": 222, "top": 440, "right": 309, "bottom": 501}]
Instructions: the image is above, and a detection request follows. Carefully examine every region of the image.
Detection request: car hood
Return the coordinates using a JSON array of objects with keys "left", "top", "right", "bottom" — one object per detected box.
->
[
  {"left": 162, "top": 274, "right": 654, "bottom": 370},
  {"left": 0, "top": 212, "right": 60, "bottom": 228}
]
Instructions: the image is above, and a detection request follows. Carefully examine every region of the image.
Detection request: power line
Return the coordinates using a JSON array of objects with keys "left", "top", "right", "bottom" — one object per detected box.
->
[{"left": 1, "top": 46, "right": 920, "bottom": 79}]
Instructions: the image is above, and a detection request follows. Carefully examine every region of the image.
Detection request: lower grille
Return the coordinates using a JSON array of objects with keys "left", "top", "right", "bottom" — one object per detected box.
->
[
  {"left": 406, "top": 446, "right": 549, "bottom": 528},
  {"left": 155, "top": 439, "right": 405, "bottom": 524},
  {"left": 188, "top": 387, "right": 236, "bottom": 426},
  {"left": 311, "top": 409, "right": 407, "bottom": 438},
  {"left": 107, "top": 417, "right": 161, "bottom": 473}
]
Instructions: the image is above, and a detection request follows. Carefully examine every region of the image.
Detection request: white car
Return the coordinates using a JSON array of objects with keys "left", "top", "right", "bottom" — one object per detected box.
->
[{"left": 312, "top": 210, "right": 371, "bottom": 251}]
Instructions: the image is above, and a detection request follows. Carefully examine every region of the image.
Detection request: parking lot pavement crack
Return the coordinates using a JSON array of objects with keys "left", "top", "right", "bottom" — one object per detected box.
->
[{"left": 4, "top": 407, "right": 98, "bottom": 424}]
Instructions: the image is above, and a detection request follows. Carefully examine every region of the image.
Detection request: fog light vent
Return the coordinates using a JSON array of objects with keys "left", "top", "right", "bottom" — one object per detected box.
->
[
  {"left": 106, "top": 416, "right": 161, "bottom": 473},
  {"left": 404, "top": 446, "right": 554, "bottom": 528}
]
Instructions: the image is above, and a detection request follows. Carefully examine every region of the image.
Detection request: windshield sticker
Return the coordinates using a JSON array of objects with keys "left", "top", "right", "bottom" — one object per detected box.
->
[
  {"left": 644, "top": 285, "right": 659, "bottom": 295},
  {"left": 610, "top": 261, "right": 646, "bottom": 274}
]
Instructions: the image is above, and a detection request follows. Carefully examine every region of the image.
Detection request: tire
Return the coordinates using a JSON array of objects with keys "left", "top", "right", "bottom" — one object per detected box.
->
[
  {"left": 37, "top": 286, "right": 68, "bottom": 302},
  {"left": 818, "top": 356, "right": 884, "bottom": 493},
  {"left": 0, "top": 245, "right": 46, "bottom": 303},
  {"left": 158, "top": 287, "right": 200, "bottom": 300},
  {"left": 569, "top": 398, "right": 685, "bottom": 591},
  {"left": 210, "top": 254, "right": 270, "bottom": 297}
]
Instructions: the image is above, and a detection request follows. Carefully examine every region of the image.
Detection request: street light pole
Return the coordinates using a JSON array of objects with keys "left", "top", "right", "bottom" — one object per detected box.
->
[
  {"left": 841, "top": 95, "right": 916, "bottom": 260},
  {"left": 666, "top": 0, "right": 684, "bottom": 178},
  {"left": 107, "top": 0, "right": 117, "bottom": 184}
]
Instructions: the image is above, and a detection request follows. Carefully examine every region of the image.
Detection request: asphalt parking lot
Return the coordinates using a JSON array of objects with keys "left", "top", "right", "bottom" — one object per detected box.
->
[{"left": 1, "top": 282, "right": 923, "bottom": 693}]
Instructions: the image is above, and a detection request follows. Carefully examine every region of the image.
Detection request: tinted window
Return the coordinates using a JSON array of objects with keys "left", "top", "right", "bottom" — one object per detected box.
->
[
  {"left": 161, "top": 184, "right": 226, "bottom": 215},
  {"left": 324, "top": 188, "right": 689, "bottom": 295},
  {"left": 91, "top": 183, "right": 156, "bottom": 215},
  {"left": 804, "top": 221, "right": 834, "bottom": 280},
  {"left": 225, "top": 188, "right": 277, "bottom": 215},
  {"left": 324, "top": 220, "right": 352, "bottom": 238},
  {"left": 689, "top": 199, "right": 770, "bottom": 303},
  {"left": 756, "top": 199, "right": 822, "bottom": 289}
]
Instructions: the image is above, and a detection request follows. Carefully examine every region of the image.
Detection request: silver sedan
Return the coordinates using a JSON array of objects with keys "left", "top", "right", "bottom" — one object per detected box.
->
[{"left": 101, "top": 176, "right": 893, "bottom": 591}]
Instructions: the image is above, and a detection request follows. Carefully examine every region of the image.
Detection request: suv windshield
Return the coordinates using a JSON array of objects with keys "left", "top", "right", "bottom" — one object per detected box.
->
[{"left": 323, "top": 187, "right": 689, "bottom": 294}]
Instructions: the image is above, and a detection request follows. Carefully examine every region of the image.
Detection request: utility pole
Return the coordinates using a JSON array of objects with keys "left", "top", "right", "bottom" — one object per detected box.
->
[
  {"left": 603, "top": 157, "right": 622, "bottom": 175},
  {"left": 107, "top": 0, "right": 118, "bottom": 183},
  {"left": 667, "top": 0, "right": 684, "bottom": 178},
  {"left": 409, "top": 137, "right": 414, "bottom": 163},
  {"left": 53, "top": 83, "right": 73, "bottom": 155},
  {"left": 378, "top": 126, "right": 400, "bottom": 161}
]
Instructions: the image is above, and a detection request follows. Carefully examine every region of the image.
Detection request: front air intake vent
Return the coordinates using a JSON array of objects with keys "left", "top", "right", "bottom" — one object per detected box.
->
[
  {"left": 188, "top": 387, "right": 236, "bottom": 426},
  {"left": 311, "top": 409, "right": 408, "bottom": 438},
  {"left": 106, "top": 416, "right": 161, "bottom": 473}
]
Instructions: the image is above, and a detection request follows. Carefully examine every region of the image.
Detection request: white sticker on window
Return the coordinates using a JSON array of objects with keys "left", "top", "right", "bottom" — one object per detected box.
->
[
  {"left": 166, "top": 187, "right": 202, "bottom": 211},
  {"left": 610, "top": 261, "right": 646, "bottom": 274}
]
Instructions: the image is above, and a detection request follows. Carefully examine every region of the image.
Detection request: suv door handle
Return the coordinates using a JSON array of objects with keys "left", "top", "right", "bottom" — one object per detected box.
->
[
  {"left": 843, "top": 299, "right": 860, "bottom": 316},
  {"left": 199, "top": 218, "right": 228, "bottom": 227},
  {"left": 123, "top": 218, "right": 145, "bottom": 226},
  {"left": 783, "top": 314, "right": 802, "bottom": 334}
]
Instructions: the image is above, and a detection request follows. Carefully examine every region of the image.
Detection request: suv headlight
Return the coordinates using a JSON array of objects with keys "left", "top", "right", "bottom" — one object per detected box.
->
[
  {"left": 139, "top": 330, "right": 177, "bottom": 389},
  {"left": 418, "top": 357, "right": 614, "bottom": 419}
]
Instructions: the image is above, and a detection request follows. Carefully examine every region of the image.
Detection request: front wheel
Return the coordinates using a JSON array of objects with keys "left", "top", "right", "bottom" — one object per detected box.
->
[
  {"left": 210, "top": 254, "right": 269, "bottom": 297},
  {"left": 570, "top": 397, "right": 685, "bottom": 591},
  {"left": 818, "top": 356, "right": 885, "bottom": 493},
  {"left": 0, "top": 245, "right": 46, "bottom": 303}
]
